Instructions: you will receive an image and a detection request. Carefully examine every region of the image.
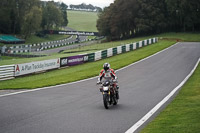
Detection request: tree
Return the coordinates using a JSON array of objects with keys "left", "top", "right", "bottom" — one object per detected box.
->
[
  {"left": 97, "top": 0, "right": 139, "bottom": 40},
  {"left": 135, "top": 0, "right": 167, "bottom": 35},
  {"left": 22, "top": 6, "right": 42, "bottom": 39},
  {"left": 0, "top": 0, "right": 41, "bottom": 35},
  {"left": 96, "top": 0, "right": 200, "bottom": 40},
  {"left": 0, "top": 0, "right": 12, "bottom": 33},
  {"left": 97, "top": 7, "right": 112, "bottom": 40},
  {"left": 165, "top": 0, "right": 200, "bottom": 32},
  {"left": 60, "top": 2, "right": 68, "bottom": 26},
  {"left": 41, "top": 2, "right": 64, "bottom": 30}
]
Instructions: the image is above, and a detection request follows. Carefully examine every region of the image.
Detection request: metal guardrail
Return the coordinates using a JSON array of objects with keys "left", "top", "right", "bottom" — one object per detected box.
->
[
  {"left": 0, "top": 65, "right": 15, "bottom": 81},
  {"left": 0, "top": 37, "right": 158, "bottom": 81}
]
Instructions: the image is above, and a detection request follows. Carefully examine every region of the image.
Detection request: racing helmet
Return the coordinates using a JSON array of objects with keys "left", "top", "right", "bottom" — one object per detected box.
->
[{"left": 103, "top": 63, "right": 110, "bottom": 71}]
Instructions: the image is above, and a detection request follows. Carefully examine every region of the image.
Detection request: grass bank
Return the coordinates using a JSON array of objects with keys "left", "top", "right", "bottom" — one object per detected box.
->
[
  {"left": 158, "top": 32, "right": 200, "bottom": 42},
  {"left": 141, "top": 61, "right": 200, "bottom": 133},
  {"left": 0, "top": 56, "right": 21, "bottom": 60},
  {"left": 25, "top": 34, "right": 70, "bottom": 44},
  {"left": 0, "top": 40, "right": 175, "bottom": 89}
]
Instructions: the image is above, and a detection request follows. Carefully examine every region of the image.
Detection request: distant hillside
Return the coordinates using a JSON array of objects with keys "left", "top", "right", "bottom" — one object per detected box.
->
[{"left": 67, "top": 10, "right": 98, "bottom": 32}]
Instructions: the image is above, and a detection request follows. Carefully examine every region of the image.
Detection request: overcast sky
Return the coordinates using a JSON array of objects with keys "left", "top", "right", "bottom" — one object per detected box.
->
[{"left": 43, "top": 0, "right": 114, "bottom": 8}]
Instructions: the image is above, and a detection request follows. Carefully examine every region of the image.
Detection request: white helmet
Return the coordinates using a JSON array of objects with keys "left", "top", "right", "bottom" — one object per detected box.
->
[{"left": 103, "top": 63, "right": 110, "bottom": 71}]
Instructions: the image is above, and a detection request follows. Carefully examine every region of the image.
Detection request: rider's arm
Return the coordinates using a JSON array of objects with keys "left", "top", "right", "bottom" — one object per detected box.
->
[
  {"left": 110, "top": 69, "right": 117, "bottom": 80},
  {"left": 98, "top": 70, "right": 104, "bottom": 81}
]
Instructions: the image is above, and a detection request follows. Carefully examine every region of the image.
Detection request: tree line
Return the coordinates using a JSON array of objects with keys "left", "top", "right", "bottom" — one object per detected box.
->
[
  {"left": 97, "top": 0, "right": 200, "bottom": 41},
  {"left": 0, "top": 0, "right": 68, "bottom": 39},
  {"left": 69, "top": 3, "right": 102, "bottom": 12}
]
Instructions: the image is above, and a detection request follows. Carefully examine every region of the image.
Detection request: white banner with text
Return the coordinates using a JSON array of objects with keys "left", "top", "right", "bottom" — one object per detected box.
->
[{"left": 15, "top": 59, "right": 60, "bottom": 76}]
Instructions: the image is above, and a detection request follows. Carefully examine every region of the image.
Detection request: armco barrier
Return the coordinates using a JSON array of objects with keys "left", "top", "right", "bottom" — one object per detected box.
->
[
  {"left": 87, "top": 53, "right": 95, "bottom": 62},
  {"left": 95, "top": 51, "right": 102, "bottom": 61},
  {"left": 122, "top": 46, "right": 126, "bottom": 53},
  {"left": 88, "top": 37, "right": 157, "bottom": 62},
  {"left": 113, "top": 47, "right": 117, "bottom": 55},
  {"left": 0, "top": 65, "right": 15, "bottom": 81},
  {"left": 8, "top": 35, "right": 102, "bottom": 54},
  {"left": 0, "top": 37, "right": 158, "bottom": 81},
  {"left": 126, "top": 44, "right": 130, "bottom": 52},
  {"left": 8, "top": 36, "right": 74, "bottom": 54},
  {"left": 107, "top": 48, "right": 113, "bottom": 57},
  {"left": 101, "top": 50, "right": 107, "bottom": 59}
]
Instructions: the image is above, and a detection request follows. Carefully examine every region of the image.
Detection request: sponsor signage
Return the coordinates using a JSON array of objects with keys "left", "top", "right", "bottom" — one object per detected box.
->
[
  {"left": 43, "top": 30, "right": 99, "bottom": 36},
  {"left": 15, "top": 59, "right": 60, "bottom": 76},
  {"left": 60, "top": 55, "right": 88, "bottom": 67},
  {"left": 60, "top": 57, "right": 68, "bottom": 67}
]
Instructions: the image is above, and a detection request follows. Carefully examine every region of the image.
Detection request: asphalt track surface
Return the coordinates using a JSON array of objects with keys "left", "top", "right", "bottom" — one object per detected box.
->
[{"left": 0, "top": 42, "right": 200, "bottom": 133}]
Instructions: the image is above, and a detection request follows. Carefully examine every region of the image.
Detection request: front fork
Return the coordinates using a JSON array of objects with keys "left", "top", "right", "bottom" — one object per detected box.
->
[{"left": 102, "top": 91, "right": 111, "bottom": 104}]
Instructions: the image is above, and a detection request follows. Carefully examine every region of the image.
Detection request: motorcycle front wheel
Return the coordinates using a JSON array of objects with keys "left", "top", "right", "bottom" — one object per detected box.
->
[{"left": 103, "top": 94, "right": 109, "bottom": 109}]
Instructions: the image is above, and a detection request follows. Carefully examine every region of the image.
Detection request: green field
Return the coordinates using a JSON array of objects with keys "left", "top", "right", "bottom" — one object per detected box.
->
[{"left": 67, "top": 10, "right": 98, "bottom": 32}]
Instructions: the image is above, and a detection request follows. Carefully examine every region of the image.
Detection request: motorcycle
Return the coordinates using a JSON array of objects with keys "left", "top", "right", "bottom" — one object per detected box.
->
[{"left": 97, "top": 80, "right": 119, "bottom": 109}]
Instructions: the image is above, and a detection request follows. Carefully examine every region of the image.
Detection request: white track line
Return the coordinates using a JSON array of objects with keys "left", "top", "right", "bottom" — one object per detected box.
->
[
  {"left": 0, "top": 42, "right": 180, "bottom": 98},
  {"left": 125, "top": 57, "right": 200, "bottom": 133}
]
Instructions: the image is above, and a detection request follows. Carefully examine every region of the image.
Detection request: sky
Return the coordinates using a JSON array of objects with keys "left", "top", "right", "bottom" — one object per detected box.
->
[{"left": 43, "top": 0, "right": 114, "bottom": 8}]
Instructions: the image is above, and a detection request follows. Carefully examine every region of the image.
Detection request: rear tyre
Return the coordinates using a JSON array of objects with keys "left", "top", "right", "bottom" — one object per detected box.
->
[{"left": 113, "top": 95, "right": 118, "bottom": 105}]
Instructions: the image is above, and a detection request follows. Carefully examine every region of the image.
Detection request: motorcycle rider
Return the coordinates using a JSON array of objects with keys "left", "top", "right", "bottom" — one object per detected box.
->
[{"left": 97, "top": 63, "right": 119, "bottom": 99}]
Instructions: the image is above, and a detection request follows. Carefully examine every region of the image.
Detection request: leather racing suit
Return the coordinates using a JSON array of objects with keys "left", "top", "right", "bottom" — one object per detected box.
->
[{"left": 98, "top": 68, "right": 119, "bottom": 93}]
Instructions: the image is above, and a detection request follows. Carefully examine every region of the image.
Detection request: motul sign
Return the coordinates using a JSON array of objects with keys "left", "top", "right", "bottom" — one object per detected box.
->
[{"left": 15, "top": 59, "right": 60, "bottom": 76}]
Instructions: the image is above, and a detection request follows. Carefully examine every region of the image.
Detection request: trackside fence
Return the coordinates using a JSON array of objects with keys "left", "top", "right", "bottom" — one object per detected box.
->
[
  {"left": 6, "top": 36, "right": 99, "bottom": 54},
  {"left": 0, "top": 65, "right": 15, "bottom": 81},
  {"left": 0, "top": 37, "right": 158, "bottom": 81}
]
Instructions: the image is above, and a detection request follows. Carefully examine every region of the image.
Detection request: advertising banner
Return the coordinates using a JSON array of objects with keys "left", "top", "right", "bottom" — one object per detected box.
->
[
  {"left": 43, "top": 30, "right": 99, "bottom": 36},
  {"left": 60, "top": 55, "right": 88, "bottom": 67},
  {"left": 15, "top": 59, "right": 60, "bottom": 76}
]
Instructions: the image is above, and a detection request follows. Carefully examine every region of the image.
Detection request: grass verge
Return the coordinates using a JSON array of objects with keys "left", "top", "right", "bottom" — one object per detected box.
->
[
  {"left": 140, "top": 61, "right": 200, "bottom": 133},
  {"left": 0, "top": 56, "right": 21, "bottom": 60},
  {"left": 0, "top": 40, "right": 175, "bottom": 89},
  {"left": 25, "top": 34, "right": 70, "bottom": 44}
]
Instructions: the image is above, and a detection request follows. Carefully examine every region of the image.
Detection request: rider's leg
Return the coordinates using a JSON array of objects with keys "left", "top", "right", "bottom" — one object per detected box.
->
[{"left": 113, "top": 83, "right": 119, "bottom": 99}]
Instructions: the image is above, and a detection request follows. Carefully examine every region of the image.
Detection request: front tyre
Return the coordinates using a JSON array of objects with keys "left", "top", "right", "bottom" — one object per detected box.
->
[{"left": 103, "top": 94, "right": 109, "bottom": 109}]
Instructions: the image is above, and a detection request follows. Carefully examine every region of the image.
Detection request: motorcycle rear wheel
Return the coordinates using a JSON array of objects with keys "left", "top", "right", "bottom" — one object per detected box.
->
[{"left": 113, "top": 96, "right": 118, "bottom": 105}]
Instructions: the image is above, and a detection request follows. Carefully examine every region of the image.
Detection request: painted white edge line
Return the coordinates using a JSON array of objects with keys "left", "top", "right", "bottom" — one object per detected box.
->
[
  {"left": 0, "top": 42, "right": 180, "bottom": 98},
  {"left": 125, "top": 57, "right": 200, "bottom": 133}
]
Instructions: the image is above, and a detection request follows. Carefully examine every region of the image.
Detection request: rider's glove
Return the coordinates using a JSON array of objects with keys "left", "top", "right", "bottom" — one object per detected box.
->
[{"left": 113, "top": 77, "right": 117, "bottom": 82}]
